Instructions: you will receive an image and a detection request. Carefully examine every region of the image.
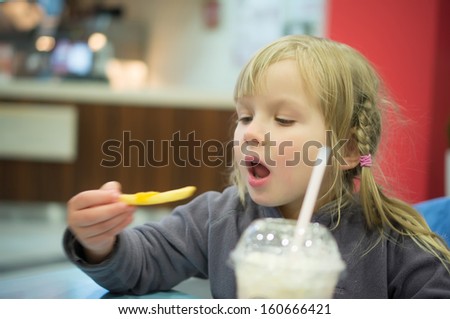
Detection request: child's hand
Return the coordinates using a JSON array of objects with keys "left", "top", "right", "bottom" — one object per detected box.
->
[{"left": 67, "top": 181, "right": 136, "bottom": 264}]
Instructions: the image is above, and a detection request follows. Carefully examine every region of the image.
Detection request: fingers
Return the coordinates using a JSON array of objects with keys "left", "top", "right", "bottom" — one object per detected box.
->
[
  {"left": 70, "top": 201, "right": 135, "bottom": 227},
  {"left": 100, "top": 181, "right": 122, "bottom": 192},
  {"left": 69, "top": 189, "right": 116, "bottom": 211},
  {"left": 81, "top": 213, "right": 134, "bottom": 263},
  {"left": 75, "top": 207, "right": 134, "bottom": 241},
  {"left": 66, "top": 181, "right": 135, "bottom": 256},
  {"left": 74, "top": 211, "right": 134, "bottom": 259},
  {"left": 68, "top": 181, "right": 122, "bottom": 210}
]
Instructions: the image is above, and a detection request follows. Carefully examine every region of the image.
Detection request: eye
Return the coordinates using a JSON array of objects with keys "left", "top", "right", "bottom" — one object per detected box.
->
[
  {"left": 237, "top": 116, "right": 252, "bottom": 124},
  {"left": 275, "top": 117, "right": 295, "bottom": 126}
]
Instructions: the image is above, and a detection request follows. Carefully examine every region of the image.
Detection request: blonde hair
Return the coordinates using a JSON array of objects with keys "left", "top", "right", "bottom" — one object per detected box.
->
[{"left": 231, "top": 35, "right": 450, "bottom": 267}]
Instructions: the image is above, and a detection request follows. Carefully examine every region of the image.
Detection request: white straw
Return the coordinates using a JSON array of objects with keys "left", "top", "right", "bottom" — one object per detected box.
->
[{"left": 294, "top": 147, "right": 331, "bottom": 243}]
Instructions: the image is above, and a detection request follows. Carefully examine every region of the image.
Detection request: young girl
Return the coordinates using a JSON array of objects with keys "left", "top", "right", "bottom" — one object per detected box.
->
[{"left": 64, "top": 35, "right": 450, "bottom": 298}]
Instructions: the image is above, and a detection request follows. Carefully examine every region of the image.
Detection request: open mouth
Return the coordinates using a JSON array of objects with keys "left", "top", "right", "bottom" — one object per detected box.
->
[{"left": 244, "top": 156, "right": 271, "bottom": 179}]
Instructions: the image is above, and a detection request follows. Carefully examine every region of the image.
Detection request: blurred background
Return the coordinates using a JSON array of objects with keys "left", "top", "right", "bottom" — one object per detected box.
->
[{"left": 0, "top": 0, "right": 449, "bottom": 298}]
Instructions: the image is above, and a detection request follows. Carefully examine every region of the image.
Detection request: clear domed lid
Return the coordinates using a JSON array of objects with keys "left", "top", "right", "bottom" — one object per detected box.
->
[{"left": 230, "top": 218, "right": 345, "bottom": 272}]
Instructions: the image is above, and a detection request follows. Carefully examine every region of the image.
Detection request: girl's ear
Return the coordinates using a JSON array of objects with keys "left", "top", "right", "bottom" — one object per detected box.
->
[
  {"left": 340, "top": 130, "right": 360, "bottom": 171},
  {"left": 340, "top": 153, "right": 360, "bottom": 171}
]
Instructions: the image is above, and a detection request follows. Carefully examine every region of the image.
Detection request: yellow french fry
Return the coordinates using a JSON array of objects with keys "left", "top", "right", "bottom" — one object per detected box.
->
[{"left": 119, "top": 186, "right": 196, "bottom": 206}]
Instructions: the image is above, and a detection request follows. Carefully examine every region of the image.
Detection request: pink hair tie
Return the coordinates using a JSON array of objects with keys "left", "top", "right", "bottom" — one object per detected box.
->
[{"left": 360, "top": 154, "right": 372, "bottom": 167}]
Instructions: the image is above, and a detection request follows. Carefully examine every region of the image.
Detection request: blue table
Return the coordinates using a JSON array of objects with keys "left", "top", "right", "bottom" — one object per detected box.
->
[{"left": 0, "top": 262, "right": 204, "bottom": 299}]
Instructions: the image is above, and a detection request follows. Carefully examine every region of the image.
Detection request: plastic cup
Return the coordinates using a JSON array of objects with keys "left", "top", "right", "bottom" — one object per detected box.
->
[{"left": 230, "top": 218, "right": 345, "bottom": 299}]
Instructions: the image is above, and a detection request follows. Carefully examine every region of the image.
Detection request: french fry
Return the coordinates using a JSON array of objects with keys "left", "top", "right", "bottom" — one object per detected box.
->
[{"left": 119, "top": 186, "right": 196, "bottom": 206}]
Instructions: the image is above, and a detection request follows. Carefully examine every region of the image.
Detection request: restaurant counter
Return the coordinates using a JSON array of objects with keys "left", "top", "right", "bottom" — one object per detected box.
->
[
  {"left": 0, "top": 79, "right": 236, "bottom": 203},
  {"left": 0, "top": 79, "right": 234, "bottom": 110}
]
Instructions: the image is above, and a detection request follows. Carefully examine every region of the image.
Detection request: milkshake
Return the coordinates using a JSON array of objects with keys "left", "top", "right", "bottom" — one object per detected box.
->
[{"left": 230, "top": 218, "right": 345, "bottom": 299}]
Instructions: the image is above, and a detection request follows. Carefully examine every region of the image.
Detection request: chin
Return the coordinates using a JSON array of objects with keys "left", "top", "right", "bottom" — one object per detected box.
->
[{"left": 247, "top": 190, "right": 280, "bottom": 208}]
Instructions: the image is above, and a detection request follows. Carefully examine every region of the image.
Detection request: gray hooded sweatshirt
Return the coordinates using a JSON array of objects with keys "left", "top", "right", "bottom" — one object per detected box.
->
[{"left": 63, "top": 186, "right": 450, "bottom": 298}]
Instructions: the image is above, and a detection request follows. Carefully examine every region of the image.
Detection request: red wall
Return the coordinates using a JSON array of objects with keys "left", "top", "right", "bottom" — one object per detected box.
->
[
  {"left": 430, "top": 0, "right": 450, "bottom": 201},
  {"left": 327, "top": 0, "right": 449, "bottom": 203}
]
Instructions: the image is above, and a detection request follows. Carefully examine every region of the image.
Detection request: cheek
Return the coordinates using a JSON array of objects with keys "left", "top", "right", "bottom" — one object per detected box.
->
[
  {"left": 233, "top": 128, "right": 243, "bottom": 159},
  {"left": 233, "top": 124, "right": 245, "bottom": 141},
  {"left": 275, "top": 140, "right": 302, "bottom": 166},
  {"left": 276, "top": 159, "right": 314, "bottom": 193},
  {"left": 233, "top": 145, "right": 243, "bottom": 170}
]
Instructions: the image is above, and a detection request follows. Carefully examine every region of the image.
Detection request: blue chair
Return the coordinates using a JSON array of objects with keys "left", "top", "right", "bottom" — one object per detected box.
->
[{"left": 414, "top": 197, "right": 450, "bottom": 246}]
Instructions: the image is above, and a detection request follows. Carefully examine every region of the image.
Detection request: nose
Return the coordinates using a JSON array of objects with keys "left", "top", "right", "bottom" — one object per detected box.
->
[{"left": 243, "top": 119, "right": 265, "bottom": 145}]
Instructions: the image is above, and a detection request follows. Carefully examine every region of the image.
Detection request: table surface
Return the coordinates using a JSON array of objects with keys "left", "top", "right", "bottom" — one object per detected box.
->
[{"left": 0, "top": 262, "right": 208, "bottom": 299}]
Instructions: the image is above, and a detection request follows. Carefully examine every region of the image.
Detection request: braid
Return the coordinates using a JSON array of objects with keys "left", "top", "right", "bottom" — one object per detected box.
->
[
  {"left": 354, "top": 98, "right": 379, "bottom": 156},
  {"left": 352, "top": 91, "right": 450, "bottom": 268},
  {"left": 352, "top": 94, "right": 420, "bottom": 232},
  {"left": 352, "top": 96, "right": 385, "bottom": 229}
]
